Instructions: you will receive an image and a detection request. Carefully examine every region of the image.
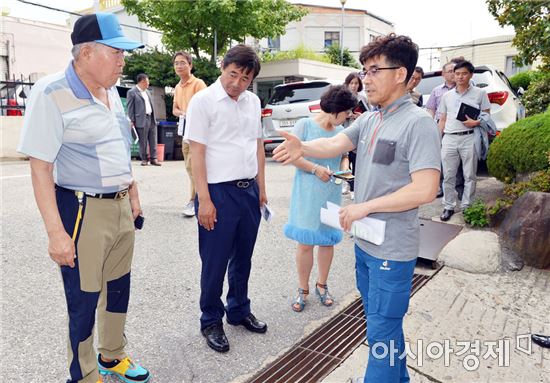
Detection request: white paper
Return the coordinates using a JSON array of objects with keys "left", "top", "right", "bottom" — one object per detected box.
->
[
  {"left": 261, "top": 204, "right": 274, "bottom": 223},
  {"left": 320, "top": 201, "right": 386, "bottom": 245},
  {"left": 131, "top": 125, "right": 139, "bottom": 144}
]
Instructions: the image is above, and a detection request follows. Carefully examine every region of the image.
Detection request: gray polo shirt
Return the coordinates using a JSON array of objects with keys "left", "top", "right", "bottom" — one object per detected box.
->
[
  {"left": 343, "top": 94, "right": 441, "bottom": 261},
  {"left": 438, "top": 85, "right": 491, "bottom": 134}
]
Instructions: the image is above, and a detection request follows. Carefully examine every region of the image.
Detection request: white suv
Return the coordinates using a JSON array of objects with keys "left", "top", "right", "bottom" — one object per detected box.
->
[
  {"left": 418, "top": 65, "right": 525, "bottom": 132},
  {"left": 261, "top": 80, "right": 339, "bottom": 152}
]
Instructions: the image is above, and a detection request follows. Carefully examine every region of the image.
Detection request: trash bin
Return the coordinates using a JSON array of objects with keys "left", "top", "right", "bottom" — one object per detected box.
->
[
  {"left": 130, "top": 142, "right": 140, "bottom": 159},
  {"left": 157, "top": 121, "right": 177, "bottom": 160}
]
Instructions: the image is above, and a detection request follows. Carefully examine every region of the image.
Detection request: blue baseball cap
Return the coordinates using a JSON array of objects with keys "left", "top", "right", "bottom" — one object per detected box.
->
[{"left": 71, "top": 13, "right": 144, "bottom": 51}]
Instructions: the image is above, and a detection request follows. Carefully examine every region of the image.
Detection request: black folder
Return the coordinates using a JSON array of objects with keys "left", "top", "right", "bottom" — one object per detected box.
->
[
  {"left": 354, "top": 100, "right": 368, "bottom": 114},
  {"left": 456, "top": 102, "right": 481, "bottom": 122}
]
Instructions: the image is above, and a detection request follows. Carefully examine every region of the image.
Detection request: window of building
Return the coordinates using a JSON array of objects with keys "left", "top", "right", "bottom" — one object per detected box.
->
[
  {"left": 324, "top": 31, "right": 340, "bottom": 48},
  {"left": 268, "top": 36, "right": 280, "bottom": 51},
  {"left": 505, "top": 55, "right": 530, "bottom": 77}
]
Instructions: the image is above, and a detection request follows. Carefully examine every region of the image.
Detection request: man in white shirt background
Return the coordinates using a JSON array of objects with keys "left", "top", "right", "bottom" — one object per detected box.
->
[
  {"left": 127, "top": 73, "right": 160, "bottom": 166},
  {"left": 438, "top": 60, "right": 491, "bottom": 221}
]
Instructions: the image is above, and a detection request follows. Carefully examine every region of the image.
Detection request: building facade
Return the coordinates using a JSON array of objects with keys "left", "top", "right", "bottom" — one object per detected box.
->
[
  {"left": 0, "top": 15, "right": 73, "bottom": 81},
  {"left": 249, "top": 3, "right": 394, "bottom": 63},
  {"left": 441, "top": 35, "right": 541, "bottom": 77}
]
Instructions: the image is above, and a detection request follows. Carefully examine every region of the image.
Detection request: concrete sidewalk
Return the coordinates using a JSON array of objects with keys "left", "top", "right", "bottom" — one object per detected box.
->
[
  {"left": 322, "top": 266, "right": 550, "bottom": 383},
  {"left": 322, "top": 176, "right": 550, "bottom": 383}
]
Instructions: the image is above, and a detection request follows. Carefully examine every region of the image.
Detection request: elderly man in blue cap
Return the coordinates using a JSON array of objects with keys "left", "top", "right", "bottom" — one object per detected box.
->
[{"left": 18, "top": 13, "right": 150, "bottom": 383}]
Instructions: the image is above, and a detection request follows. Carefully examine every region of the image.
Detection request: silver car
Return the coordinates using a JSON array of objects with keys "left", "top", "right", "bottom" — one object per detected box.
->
[
  {"left": 261, "top": 79, "right": 339, "bottom": 152},
  {"left": 418, "top": 65, "right": 525, "bottom": 132}
]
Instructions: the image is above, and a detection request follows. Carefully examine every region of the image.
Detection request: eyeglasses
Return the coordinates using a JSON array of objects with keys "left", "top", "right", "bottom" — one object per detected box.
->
[
  {"left": 174, "top": 61, "right": 189, "bottom": 67},
  {"left": 363, "top": 66, "right": 401, "bottom": 77}
]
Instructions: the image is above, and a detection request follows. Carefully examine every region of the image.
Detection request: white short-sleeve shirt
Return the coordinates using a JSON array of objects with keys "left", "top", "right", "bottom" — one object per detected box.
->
[
  {"left": 184, "top": 79, "right": 262, "bottom": 183},
  {"left": 438, "top": 85, "right": 491, "bottom": 134}
]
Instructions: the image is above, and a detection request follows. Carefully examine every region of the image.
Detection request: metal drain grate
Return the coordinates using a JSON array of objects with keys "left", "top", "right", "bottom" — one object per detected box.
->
[{"left": 248, "top": 273, "right": 433, "bottom": 383}]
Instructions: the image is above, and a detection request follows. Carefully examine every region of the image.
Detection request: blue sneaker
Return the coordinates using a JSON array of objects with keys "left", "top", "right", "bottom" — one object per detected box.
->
[{"left": 98, "top": 354, "right": 150, "bottom": 383}]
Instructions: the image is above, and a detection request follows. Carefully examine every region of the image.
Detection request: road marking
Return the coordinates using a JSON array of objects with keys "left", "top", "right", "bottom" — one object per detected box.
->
[{"left": 0, "top": 174, "right": 30, "bottom": 180}]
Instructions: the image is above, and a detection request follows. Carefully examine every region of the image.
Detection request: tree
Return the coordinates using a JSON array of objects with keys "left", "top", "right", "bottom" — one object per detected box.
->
[
  {"left": 123, "top": 48, "right": 179, "bottom": 88},
  {"left": 121, "top": 0, "right": 307, "bottom": 61},
  {"left": 487, "top": 0, "right": 550, "bottom": 69},
  {"left": 123, "top": 48, "right": 220, "bottom": 87},
  {"left": 123, "top": 49, "right": 221, "bottom": 121},
  {"left": 324, "top": 44, "right": 360, "bottom": 69}
]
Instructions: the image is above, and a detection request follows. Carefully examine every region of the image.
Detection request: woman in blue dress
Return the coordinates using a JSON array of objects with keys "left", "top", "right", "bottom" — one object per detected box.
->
[{"left": 284, "top": 85, "right": 356, "bottom": 312}]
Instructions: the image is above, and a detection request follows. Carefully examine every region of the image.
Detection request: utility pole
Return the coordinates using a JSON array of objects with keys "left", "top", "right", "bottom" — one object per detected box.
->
[
  {"left": 214, "top": 29, "right": 217, "bottom": 64},
  {"left": 340, "top": 0, "right": 346, "bottom": 66}
]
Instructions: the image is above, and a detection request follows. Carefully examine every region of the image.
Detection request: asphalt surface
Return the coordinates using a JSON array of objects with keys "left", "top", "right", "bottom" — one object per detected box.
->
[{"left": 1, "top": 158, "right": 358, "bottom": 383}]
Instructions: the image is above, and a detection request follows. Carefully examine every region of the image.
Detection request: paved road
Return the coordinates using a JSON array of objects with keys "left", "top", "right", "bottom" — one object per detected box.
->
[{"left": 1, "top": 158, "right": 359, "bottom": 383}]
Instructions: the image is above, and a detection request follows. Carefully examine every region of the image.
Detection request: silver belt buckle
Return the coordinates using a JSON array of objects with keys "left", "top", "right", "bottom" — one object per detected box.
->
[
  {"left": 115, "top": 190, "right": 128, "bottom": 199},
  {"left": 236, "top": 181, "right": 250, "bottom": 188}
]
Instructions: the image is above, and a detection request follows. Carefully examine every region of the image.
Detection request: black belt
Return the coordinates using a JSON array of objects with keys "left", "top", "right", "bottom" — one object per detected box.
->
[
  {"left": 219, "top": 178, "right": 256, "bottom": 188},
  {"left": 56, "top": 185, "right": 129, "bottom": 199},
  {"left": 448, "top": 130, "right": 474, "bottom": 136}
]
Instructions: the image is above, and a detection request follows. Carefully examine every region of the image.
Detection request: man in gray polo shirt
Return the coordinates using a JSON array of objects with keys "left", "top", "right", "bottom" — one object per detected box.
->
[
  {"left": 274, "top": 34, "right": 440, "bottom": 382},
  {"left": 437, "top": 60, "right": 490, "bottom": 221}
]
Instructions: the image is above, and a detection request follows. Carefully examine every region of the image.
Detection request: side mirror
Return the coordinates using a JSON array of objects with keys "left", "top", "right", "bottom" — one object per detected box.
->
[{"left": 517, "top": 86, "right": 525, "bottom": 96}]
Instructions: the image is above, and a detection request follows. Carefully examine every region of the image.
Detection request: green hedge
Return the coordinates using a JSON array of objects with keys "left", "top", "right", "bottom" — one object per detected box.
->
[
  {"left": 508, "top": 70, "right": 549, "bottom": 91},
  {"left": 487, "top": 110, "right": 550, "bottom": 182},
  {"left": 522, "top": 76, "right": 550, "bottom": 116}
]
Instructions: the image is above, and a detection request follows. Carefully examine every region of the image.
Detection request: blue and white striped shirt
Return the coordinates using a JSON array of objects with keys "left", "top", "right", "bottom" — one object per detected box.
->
[{"left": 18, "top": 61, "right": 133, "bottom": 193}]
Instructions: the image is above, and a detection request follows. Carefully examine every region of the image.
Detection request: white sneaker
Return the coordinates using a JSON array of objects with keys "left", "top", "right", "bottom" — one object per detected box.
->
[
  {"left": 182, "top": 201, "right": 195, "bottom": 217},
  {"left": 350, "top": 192, "right": 354, "bottom": 200}
]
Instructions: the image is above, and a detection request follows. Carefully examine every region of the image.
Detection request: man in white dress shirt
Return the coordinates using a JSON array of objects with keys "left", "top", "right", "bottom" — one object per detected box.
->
[{"left": 185, "top": 44, "right": 268, "bottom": 353}]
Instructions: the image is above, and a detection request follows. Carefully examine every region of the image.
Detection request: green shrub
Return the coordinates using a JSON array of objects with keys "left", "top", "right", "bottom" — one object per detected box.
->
[
  {"left": 487, "top": 111, "right": 550, "bottom": 182},
  {"left": 260, "top": 44, "right": 331, "bottom": 64},
  {"left": 509, "top": 71, "right": 532, "bottom": 90},
  {"left": 324, "top": 44, "right": 360, "bottom": 68},
  {"left": 522, "top": 76, "right": 550, "bottom": 116},
  {"left": 509, "top": 70, "right": 549, "bottom": 91},
  {"left": 503, "top": 169, "right": 550, "bottom": 199},
  {"left": 463, "top": 200, "right": 489, "bottom": 227},
  {"left": 486, "top": 198, "right": 513, "bottom": 216}
]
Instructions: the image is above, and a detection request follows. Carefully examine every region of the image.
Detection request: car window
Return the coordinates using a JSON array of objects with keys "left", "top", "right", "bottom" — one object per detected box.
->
[
  {"left": 472, "top": 70, "right": 493, "bottom": 88},
  {"left": 496, "top": 70, "right": 518, "bottom": 96},
  {"left": 268, "top": 82, "right": 331, "bottom": 105},
  {"left": 418, "top": 70, "right": 495, "bottom": 95},
  {"left": 416, "top": 76, "right": 444, "bottom": 95}
]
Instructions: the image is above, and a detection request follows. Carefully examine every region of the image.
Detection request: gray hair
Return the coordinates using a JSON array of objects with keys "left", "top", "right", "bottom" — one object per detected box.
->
[{"left": 71, "top": 42, "right": 98, "bottom": 60}]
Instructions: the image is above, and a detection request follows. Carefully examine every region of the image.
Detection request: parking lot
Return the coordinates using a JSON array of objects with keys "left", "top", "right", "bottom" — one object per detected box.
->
[{"left": 1, "top": 158, "right": 359, "bottom": 382}]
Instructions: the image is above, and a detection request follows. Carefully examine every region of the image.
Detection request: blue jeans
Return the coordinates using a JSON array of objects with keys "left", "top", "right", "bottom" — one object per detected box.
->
[{"left": 355, "top": 245, "right": 416, "bottom": 383}]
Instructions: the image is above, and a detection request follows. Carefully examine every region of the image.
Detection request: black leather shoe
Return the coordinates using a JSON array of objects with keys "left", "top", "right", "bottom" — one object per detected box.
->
[
  {"left": 228, "top": 313, "right": 267, "bottom": 334},
  {"left": 532, "top": 334, "right": 550, "bottom": 349},
  {"left": 440, "top": 209, "right": 454, "bottom": 222},
  {"left": 201, "top": 323, "right": 229, "bottom": 353}
]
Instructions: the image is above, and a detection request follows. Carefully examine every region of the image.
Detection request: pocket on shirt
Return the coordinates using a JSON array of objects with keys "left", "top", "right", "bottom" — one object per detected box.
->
[{"left": 372, "top": 139, "right": 397, "bottom": 165}]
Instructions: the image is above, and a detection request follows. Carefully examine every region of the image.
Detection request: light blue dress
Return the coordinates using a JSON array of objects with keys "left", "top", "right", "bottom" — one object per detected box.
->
[{"left": 284, "top": 118, "right": 343, "bottom": 246}]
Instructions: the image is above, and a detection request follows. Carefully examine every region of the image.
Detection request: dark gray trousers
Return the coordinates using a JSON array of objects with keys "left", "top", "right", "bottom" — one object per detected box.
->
[{"left": 137, "top": 115, "right": 157, "bottom": 161}]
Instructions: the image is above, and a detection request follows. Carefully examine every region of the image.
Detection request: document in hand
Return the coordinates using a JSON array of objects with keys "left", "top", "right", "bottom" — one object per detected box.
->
[
  {"left": 456, "top": 102, "right": 481, "bottom": 122},
  {"left": 260, "top": 203, "right": 274, "bottom": 223},
  {"left": 320, "top": 202, "right": 386, "bottom": 245},
  {"left": 131, "top": 125, "right": 139, "bottom": 144}
]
